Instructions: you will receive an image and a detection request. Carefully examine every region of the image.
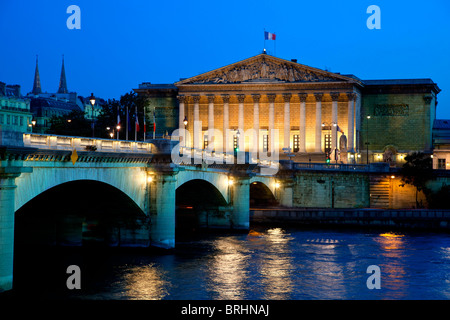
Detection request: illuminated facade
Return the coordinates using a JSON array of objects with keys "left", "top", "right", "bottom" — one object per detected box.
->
[{"left": 136, "top": 53, "right": 441, "bottom": 164}]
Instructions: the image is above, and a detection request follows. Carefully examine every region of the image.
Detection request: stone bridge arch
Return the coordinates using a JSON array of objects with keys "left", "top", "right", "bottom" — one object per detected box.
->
[
  {"left": 14, "top": 166, "right": 148, "bottom": 213},
  {"left": 176, "top": 169, "right": 230, "bottom": 202}
]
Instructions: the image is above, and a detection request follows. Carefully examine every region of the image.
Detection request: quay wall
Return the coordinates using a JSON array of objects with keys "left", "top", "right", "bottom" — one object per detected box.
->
[{"left": 250, "top": 208, "right": 450, "bottom": 231}]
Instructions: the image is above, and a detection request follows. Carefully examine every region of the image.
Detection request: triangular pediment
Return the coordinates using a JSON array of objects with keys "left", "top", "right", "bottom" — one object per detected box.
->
[{"left": 175, "top": 54, "right": 357, "bottom": 85}]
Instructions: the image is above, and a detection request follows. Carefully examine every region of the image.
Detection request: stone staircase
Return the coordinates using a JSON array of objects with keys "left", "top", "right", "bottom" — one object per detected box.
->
[{"left": 369, "top": 175, "right": 390, "bottom": 208}]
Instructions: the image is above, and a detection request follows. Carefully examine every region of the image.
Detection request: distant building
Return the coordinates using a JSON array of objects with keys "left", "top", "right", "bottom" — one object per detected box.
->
[
  {"left": 432, "top": 119, "right": 450, "bottom": 169},
  {"left": 0, "top": 81, "right": 33, "bottom": 145},
  {"left": 135, "top": 53, "right": 442, "bottom": 166},
  {"left": 27, "top": 55, "right": 104, "bottom": 133}
]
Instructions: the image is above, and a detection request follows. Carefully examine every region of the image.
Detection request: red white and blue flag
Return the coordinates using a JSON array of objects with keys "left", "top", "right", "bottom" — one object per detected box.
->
[
  {"left": 264, "top": 31, "right": 276, "bottom": 40},
  {"left": 135, "top": 107, "right": 140, "bottom": 132}
]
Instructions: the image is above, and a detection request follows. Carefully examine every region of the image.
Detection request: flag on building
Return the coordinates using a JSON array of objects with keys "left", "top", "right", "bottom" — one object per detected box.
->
[
  {"left": 135, "top": 107, "right": 140, "bottom": 132},
  {"left": 264, "top": 31, "right": 276, "bottom": 40},
  {"left": 143, "top": 115, "right": 146, "bottom": 134}
]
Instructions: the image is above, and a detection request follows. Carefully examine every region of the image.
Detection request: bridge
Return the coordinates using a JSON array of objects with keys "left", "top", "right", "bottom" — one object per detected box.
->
[
  {"left": 0, "top": 132, "right": 403, "bottom": 292},
  {"left": 0, "top": 133, "right": 288, "bottom": 292}
]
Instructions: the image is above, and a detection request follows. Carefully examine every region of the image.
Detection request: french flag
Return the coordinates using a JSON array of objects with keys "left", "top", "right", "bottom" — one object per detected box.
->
[
  {"left": 135, "top": 107, "right": 140, "bottom": 132},
  {"left": 264, "top": 31, "right": 276, "bottom": 40}
]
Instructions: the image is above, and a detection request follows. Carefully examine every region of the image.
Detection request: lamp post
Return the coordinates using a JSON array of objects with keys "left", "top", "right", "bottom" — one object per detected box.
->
[
  {"left": 89, "top": 93, "right": 96, "bottom": 138},
  {"left": 116, "top": 124, "right": 121, "bottom": 140},
  {"left": 183, "top": 116, "right": 188, "bottom": 148},
  {"left": 28, "top": 118, "right": 36, "bottom": 133},
  {"left": 366, "top": 115, "right": 371, "bottom": 164}
]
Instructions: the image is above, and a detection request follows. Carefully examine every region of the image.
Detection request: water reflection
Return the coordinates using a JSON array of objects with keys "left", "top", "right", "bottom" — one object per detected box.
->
[
  {"left": 304, "top": 236, "right": 348, "bottom": 299},
  {"left": 374, "top": 232, "right": 408, "bottom": 299},
  {"left": 14, "top": 228, "right": 450, "bottom": 300},
  {"left": 207, "top": 238, "right": 249, "bottom": 299},
  {"left": 117, "top": 263, "right": 170, "bottom": 300},
  {"left": 258, "top": 228, "right": 294, "bottom": 299}
]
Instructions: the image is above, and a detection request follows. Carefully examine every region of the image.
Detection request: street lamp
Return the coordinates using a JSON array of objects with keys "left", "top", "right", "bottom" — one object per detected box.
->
[
  {"left": 116, "top": 124, "right": 121, "bottom": 140},
  {"left": 28, "top": 118, "right": 36, "bottom": 133},
  {"left": 89, "top": 93, "right": 96, "bottom": 138}
]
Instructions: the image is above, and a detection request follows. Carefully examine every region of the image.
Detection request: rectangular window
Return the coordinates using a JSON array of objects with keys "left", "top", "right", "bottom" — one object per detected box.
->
[
  {"left": 438, "top": 158, "right": 446, "bottom": 170},
  {"left": 263, "top": 134, "right": 269, "bottom": 153},
  {"left": 293, "top": 135, "right": 300, "bottom": 152},
  {"left": 20, "top": 116, "right": 23, "bottom": 126},
  {"left": 0, "top": 114, "right": 4, "bottom": 124},
  {"left": 324, "top": 134, "right": 332, "bottom": 154},
  {"left": 6, "top": 115, "right": 10, "bottom": 124}
]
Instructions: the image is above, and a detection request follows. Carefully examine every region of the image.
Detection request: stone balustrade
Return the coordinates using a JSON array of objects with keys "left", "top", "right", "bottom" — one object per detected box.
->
[{"left": 23, "top": 133, "right": 153, "bottom": 153}]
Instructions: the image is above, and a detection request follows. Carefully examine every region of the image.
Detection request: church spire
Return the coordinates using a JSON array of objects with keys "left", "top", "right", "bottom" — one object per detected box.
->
[
  {"left": 57, "top": 54, "right": 68, "bottom": 94},
  {"left": 32, "top": 55, "right": 42, "bottom": 95}
]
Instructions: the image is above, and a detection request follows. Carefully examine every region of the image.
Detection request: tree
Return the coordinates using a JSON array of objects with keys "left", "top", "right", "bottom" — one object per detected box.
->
[
  {"left": 399, "top": 152, "right": 434, "bottom": 208},
  {"left": 48, "top": 91, "right": 148, "bottom": 140},
  {"left": 96, "top": 91, "right": 148, "bottom": 140},
  {"left": 48, "top": 110, "right": 92, "bottom": 137}
]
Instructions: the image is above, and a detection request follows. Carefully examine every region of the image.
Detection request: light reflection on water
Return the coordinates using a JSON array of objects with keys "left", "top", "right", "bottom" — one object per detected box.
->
[{"left": 13, "top": 227, "right": 450, "bottom": 300}]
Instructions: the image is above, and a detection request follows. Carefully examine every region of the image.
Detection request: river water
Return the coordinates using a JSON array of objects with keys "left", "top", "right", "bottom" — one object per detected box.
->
[{"left": 12, "top": 226, "right": 450, "bottom": 300}]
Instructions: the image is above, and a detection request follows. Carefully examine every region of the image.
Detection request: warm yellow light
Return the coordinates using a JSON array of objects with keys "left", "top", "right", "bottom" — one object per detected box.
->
[
  {"left": 391, "top": 175, "right": 395, "bottom": 179},
  {"left": 228, "top": 179, "right": 234, "bottom": 186},
  {"left": 377, "top": 154, "right": 382, "bottom": 159},
  {"left": 275, "top": 182, "right": 280, "bottom": 188},
  {"left": 147, "top": 176, "right": 153, "bottom": 183}
]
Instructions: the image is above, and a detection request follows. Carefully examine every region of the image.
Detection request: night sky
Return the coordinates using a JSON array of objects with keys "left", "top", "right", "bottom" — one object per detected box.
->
[{"left": 1, "top": 0, "right": 449, "bottom": 118}]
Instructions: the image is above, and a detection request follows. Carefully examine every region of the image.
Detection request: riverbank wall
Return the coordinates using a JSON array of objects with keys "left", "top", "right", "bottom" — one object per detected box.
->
[{"left": 250, "top": 208, "right": 450, "bottom": 231}]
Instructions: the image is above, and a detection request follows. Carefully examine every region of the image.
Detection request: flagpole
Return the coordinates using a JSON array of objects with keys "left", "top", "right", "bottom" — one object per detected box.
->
[
  {"left": 263, "top": 28, "right": 266, "bottom": 52},
  {"left": 153, "top": 111, "right": 156, "bottom": 139},
  {"left": 117, "top": 105, "right": 120, "bottom": 140},
  {"left": 126, "top": 106, "right": 129, "bottom": 141},
  {"left": 135, "top": 106, "right": 137, "bottom": 141}
]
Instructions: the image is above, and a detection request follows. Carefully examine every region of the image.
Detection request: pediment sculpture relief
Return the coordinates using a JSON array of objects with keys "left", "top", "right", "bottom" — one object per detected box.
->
[{"left": 182, "top": 57, "right": 342, "bottom": 84}]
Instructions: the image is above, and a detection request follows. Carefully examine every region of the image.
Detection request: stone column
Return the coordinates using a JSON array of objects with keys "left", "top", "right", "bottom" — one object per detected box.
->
[
  {"left": 252, "top": 94, "right": 261, "bottom": 154},
  {"left": 237, "top": 94, "right": 245, "bottom": 134},
  {"left": 0, "top": 172, "right": 20, "bottom": 292},
  {"left": 330, "top": 92, "right": 339, "bottom": 154},
  {"left": 148, "top": 171, "right": 178, "bottom": 249},
  {"left": 222, "top": 94, "right": 230, "bottom": 153},
  {"left": 283, "top": 93, "right": 292, "bottom": 150},
  {"left": 207, "top": 94, "right": 215, "bottom": 151},
  {"left": 314, "top": 93, "right": 323, "bottom": 153},
  {"left": 177, "top": 95, "right": 186, "bottom": 147},
  {"left": 347, "top": 92, "right": 356, "bottom": 153},
  {"left": 231, "top": 177, "right": 250, "bottom": 230},
  {"left": 355, "top": 92, "right": 361, "bottom": 153},
  {"left": 192, "top": 95, "right": 201, "bottom": 151},
  {"left": 298, "top": 93, "right": 307, "bottom": 153},
  {"left": 267, "top": 94, "right": 276, "bottom": 153}
]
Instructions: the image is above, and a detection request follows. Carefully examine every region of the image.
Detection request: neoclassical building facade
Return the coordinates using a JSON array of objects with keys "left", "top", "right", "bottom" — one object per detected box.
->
[{"left": 135, "top": 53, "right": 440, "bottom": 164}]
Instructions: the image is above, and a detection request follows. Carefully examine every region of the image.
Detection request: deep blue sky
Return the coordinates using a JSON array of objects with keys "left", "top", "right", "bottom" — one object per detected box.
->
[{"left": 1, "top": 0, "right": 450, "bottom": 118}]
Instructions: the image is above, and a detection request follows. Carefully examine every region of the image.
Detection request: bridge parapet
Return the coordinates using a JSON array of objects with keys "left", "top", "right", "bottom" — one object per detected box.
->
[{"left": 23, "top": 133, "right": 153, "bottom": 154}]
